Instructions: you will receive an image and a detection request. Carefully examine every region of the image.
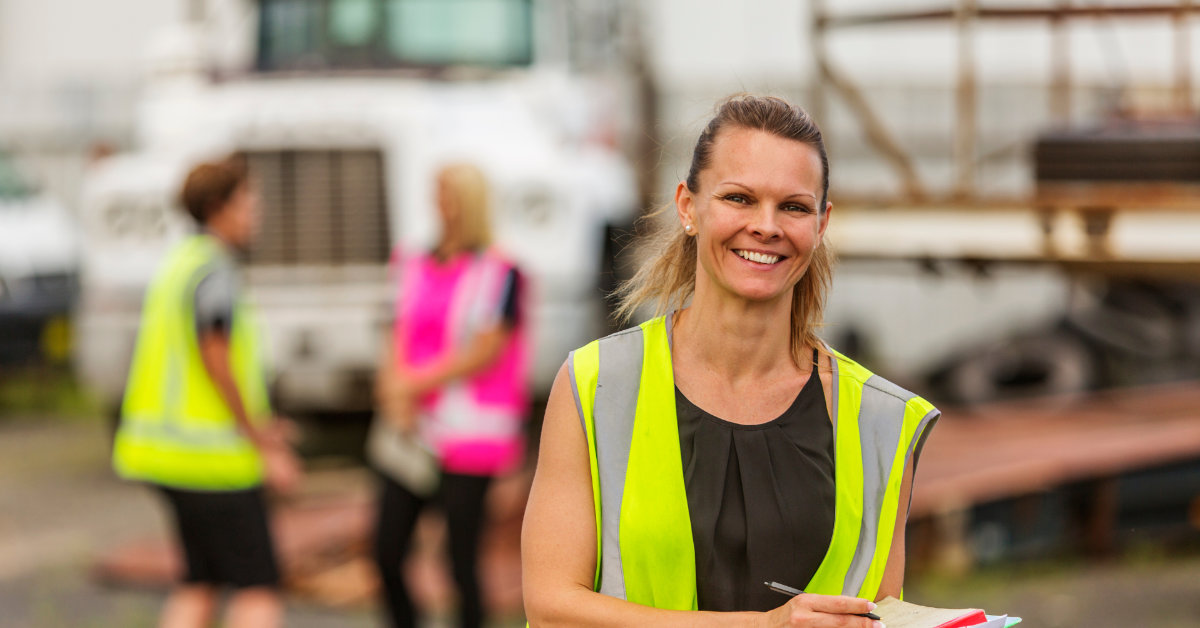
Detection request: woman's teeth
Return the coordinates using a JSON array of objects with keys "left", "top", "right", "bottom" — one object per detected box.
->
[{"left": 736, "top": 250, "right": 780, "bottom": 265}]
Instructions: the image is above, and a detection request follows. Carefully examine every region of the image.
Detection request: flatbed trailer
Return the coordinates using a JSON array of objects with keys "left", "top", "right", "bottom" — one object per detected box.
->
[{"left": 911, "top": 381, "right": 1200, "bottom": 568}]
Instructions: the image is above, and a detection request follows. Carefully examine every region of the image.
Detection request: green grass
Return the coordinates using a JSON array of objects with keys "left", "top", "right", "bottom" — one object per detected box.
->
[{"left": 0, "top": 367, "right": 103, "bottom": 419}]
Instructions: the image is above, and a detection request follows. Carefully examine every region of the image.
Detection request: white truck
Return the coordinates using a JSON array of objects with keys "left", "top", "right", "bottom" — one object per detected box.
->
[
  {"left": 0, "top": 152, "right": 79, "bottom": 366},
  {"left": 74, "top": 0, "right": 639, "bottom": 415}
]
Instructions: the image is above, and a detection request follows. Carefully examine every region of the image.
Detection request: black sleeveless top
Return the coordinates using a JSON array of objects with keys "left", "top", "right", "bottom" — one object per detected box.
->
[{"left": 676, "top": 359, "right": 836, "bottom": 612}]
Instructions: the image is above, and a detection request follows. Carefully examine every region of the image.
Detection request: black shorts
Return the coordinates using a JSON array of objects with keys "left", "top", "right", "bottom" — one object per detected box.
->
[{"left": 158, "top": 486, "right": 281, "bottom": 589}]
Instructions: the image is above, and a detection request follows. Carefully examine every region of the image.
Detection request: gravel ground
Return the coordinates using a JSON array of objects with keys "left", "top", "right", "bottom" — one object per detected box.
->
[
  {"left": 908, "top": 551, "right": 1200, "bottom": 627},
  {"left": 0, "top": 418, "right": 420, "bottom": 627},
  {"left": 2, "top": 416, "right": 1199, "bottom": 627}
]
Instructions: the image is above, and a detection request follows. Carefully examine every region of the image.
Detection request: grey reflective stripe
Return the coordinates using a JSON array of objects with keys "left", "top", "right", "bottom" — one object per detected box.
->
[
  {"left": 447, "top": 254, "right": 488, "bottom": 346},
  {"left": 826, "top": 344, "right": 840, "bottom": 434},
  {"left": 592, "top": 326, "right": 645, "bottom": 600},
  {"left": 841, "top": 375, "right": 914, "bottom": 595},
  {"left": 467, "top": 256, "right": 509, "bottom": 330},
  {"left": 911, "top": 408, "right": 939, "bottom": 470},
  {"left": 166, "top": 259, "right": 220, "bottom": 418},
  {"left": 905, "top": 408, "right": 941, "bottom": 519},
  {"left": 119, "top": 417, "right": 249, "bottom": 449},
  {"left": 424, "top": 383, "right": 524, "bottom": 439}
]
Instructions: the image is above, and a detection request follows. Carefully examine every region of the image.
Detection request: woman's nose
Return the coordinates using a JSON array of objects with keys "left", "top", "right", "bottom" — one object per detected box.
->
[{"left": 748, "top": 206, "right": 782, "bottom": 239}]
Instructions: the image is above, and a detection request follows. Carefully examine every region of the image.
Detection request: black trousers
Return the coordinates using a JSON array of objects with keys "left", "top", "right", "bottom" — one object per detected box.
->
[{"left": 373, "top": 471, "right": 493, "bottom": 628}]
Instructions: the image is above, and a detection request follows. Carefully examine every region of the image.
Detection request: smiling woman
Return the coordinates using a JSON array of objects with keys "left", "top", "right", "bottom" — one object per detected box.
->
[
  {"left": 676, "top": 125, "right": 829, "bottom": 329},
  {"left": 521, "top": 95, "right": 941, "bottom": 628},
  {"left": 612, "top": 97, "right": 834, "bottom": 370}
]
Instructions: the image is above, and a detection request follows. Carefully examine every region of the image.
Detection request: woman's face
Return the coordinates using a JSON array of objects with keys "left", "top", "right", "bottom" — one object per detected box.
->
[
  {"left": 215, "top": 182, "right": 260, "bottom": 250},
  {"left": 676, "top": 126, "right": 830, "bottom": 305}
]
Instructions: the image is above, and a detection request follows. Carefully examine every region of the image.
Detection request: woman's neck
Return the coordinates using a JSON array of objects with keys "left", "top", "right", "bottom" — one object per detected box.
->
[
  {"left": 674, "top": 280, "right": 801, "bottom": 387},
  {"left": 434, "top": 237, "right": 471, "bottom": 262},
  {"left": 201, "top": 225, "right": 237, "bottom": 253}
]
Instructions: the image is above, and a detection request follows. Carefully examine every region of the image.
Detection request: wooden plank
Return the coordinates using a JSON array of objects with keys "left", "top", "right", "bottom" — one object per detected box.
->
[
  {"left": 912, "top": 382, "right": 1200, "bottom": 517},
  {"left": 1035, "top": 182, "right": 1200, "bottom": 210}
]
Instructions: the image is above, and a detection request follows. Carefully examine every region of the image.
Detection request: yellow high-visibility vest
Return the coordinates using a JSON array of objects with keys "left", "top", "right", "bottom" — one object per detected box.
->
[
  {"left": 568, "top": 315, "right": 939, "bottom": 609},
  {"left": 113, "top": 234, "right": 271, "bottom": 490}
]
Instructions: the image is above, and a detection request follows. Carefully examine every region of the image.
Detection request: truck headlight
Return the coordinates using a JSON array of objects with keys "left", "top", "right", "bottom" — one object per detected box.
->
[
  {"left": 99, "top": 197, "right": 170, "bottom": 239},
  {"left": 511, "top": 187, "right": 555, "bottom": 226}
]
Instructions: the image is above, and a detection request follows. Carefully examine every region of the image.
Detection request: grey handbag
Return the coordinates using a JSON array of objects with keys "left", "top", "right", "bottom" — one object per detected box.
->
[{"left": 365, "top": 416, "right": 439, "bottom": 496}]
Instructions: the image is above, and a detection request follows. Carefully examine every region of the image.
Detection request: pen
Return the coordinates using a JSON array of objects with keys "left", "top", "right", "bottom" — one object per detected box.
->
[{"left": 764, "top": 581, "right": 881, "bottom": 621}]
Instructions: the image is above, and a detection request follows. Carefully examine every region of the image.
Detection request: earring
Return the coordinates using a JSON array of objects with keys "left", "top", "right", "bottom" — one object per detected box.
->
[{"left": 684, "top": 224, "right": 694, "bottom": 233}]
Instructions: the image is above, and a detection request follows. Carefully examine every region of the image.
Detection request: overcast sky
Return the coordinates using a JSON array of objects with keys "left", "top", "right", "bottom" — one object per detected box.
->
[
  {"left": 647, "top": 0, "right": 1200, "bottom": 87},
  {"left": 1, "top": 0, "right": 1197, "bottom": 89}
]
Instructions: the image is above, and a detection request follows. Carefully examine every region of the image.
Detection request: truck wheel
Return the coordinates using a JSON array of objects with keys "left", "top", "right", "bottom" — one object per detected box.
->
[{"left": 936, "top": 331, "right": 1098, "bottom": 406}]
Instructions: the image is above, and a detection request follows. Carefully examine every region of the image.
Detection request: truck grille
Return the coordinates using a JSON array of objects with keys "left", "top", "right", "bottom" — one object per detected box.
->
[{"left": 241, "top": 149, "right": 391, "bottom": 266}]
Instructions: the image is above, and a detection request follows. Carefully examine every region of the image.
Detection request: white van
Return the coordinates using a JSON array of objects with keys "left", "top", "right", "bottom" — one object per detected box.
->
[{"left": 74, "top": 0, "right": 639, "bottom": 414}]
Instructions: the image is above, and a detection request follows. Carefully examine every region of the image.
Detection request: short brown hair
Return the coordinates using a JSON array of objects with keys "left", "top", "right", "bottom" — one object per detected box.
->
[
  {"left": 179, "top": 156, "right": 248, "bottom": 225},
  {"left": 614, "top": 94, "right": 834, "bottom": 368}
]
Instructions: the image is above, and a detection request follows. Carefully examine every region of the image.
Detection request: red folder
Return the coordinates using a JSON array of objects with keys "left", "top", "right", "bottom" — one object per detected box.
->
[{"left": 931, "top": 609, "right": 989, "bottom": 628}]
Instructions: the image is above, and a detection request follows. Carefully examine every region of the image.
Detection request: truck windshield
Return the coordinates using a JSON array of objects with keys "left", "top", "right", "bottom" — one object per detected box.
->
[{"left": 258, "top": 0, "right": 533, "bottom": 72}]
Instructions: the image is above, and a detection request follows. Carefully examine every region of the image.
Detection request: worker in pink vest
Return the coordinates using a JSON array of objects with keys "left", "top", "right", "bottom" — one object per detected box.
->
[{"left": 369, "top": 162, "right": 530, "bottom": 628}]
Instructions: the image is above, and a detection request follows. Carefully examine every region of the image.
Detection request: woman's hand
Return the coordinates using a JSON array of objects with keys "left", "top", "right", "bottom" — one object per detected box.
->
[
  {"left": 262, "top": 416, "right": 300, "bottom": 448},
  {"left": 382, "top": 389, "right": 419, "bottom": 433},
  {"left": 761, "top": 594, "right": 882, "bottom": 628},
  {"left": 262, "top": 440, "right": 303, "bottom": 495},
  {"left": 375, "top": 342, "right": 428, "bottom": 433},
  {"left": 377, "top": 360, "right": 426, "bottom": 433}
]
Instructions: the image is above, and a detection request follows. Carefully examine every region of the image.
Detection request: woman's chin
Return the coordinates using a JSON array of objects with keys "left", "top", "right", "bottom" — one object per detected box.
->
[{"left": 727, "top": 284, "right": 792, "bottom": 305}]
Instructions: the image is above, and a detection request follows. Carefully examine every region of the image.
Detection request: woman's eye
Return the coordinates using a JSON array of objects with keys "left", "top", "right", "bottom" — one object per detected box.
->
[
  {"left": 722, "top": 194, "right": 750, "bottom": 204},
  {"left": 782, "top": 204, "right": 812, "bottom": 213}
]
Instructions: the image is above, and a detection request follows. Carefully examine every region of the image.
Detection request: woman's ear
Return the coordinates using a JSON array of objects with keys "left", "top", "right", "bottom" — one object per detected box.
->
[
  {"left": 818, "top": 200, "right": 833, "bottom": 238},
  {"left": 674, "top": 181, "right": 694, "bottom": 231}
]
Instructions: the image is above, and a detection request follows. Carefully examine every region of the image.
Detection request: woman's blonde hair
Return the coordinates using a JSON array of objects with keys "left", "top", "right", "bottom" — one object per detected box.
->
[
  {"left": 438, "top": 162, "right": 493, "bottom": 250},
  {"left": 612, "top": 94, "right": 834, "bottom": 368}
]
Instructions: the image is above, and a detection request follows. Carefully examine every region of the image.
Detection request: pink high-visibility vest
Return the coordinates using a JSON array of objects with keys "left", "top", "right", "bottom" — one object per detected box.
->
[{"left": 393, "top": 248, "right": 530, "bottom": 475}]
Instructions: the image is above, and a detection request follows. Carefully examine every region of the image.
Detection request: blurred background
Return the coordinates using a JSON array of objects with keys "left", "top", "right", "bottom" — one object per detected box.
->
[{"left": 2, "top": 0, "right": 1200, "bottom": 625}]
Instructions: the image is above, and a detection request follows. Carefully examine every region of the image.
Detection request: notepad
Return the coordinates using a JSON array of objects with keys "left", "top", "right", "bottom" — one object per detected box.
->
[{"left": 872, "top": 596, "right": 989, "bottom": 628}]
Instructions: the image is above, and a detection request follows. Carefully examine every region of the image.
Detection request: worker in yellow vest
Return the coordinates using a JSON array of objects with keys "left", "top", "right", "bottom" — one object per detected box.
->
[
  {"left": 521, "top": 95, "right": 939, "bottom": 627},
  {"left": 112, "top": 156, "right": 301, "bottom": 628}
]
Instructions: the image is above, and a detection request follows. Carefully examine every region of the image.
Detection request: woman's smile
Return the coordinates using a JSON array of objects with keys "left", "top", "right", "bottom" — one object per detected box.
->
[{"left": 733, "top": 248, "right": 786, "bottom": 266}]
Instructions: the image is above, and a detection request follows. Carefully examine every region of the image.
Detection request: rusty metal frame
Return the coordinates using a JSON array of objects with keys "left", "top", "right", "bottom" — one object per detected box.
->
[
  {"left": 817, "top": 3, "right": 1200, "bottom": 28},
  {"left": 810, "top": 0, "right": 929, "bottom": 200},
  {"left": 812, "top": 1, "right": 1200, "bottom": 202}
]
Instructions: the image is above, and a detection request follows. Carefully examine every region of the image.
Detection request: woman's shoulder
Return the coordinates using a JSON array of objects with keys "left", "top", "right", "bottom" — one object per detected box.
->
[
  {"left": 826, "top": 346, "right": 874, "bottom": 386},
  {"left": 388, "top": 245, "right": 435, "bottom": 269},
  {"left": 826, "top": 345, "right": 937, "bottom": 413},
  {"left": 478, "top": 246, "right": 520, "bottom": 269},
  {"left": 565, "top": 316, "right": 670, "bottom": 393},
  {"left": 569, "top": 315, "right": 668, "bottom": 357}
]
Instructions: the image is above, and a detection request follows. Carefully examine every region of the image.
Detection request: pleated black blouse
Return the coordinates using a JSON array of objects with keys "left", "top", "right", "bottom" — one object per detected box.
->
[{"left": 675, "top": 361, "right": 837, "bottom": 612}]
